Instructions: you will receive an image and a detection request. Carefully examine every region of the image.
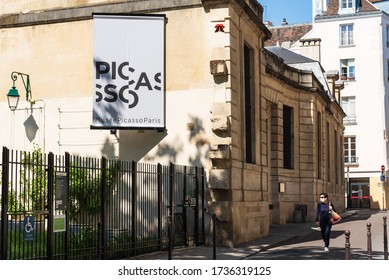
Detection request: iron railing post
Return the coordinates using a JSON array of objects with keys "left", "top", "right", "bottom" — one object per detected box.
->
[
  {"left": 64, "top": 152, "right": 70, "bottom": 260},
  {"left": 367, "top": 223, "right": 372, "bottom": 260},
  {"left": 384, "top": 216, "right": 388, "bottom": 260},
  {"left": 168, "top": 213, "right": 172, "bottom": 260},
  {"left": 168, "top": 162, "right": 175, "bottom": 260},
  {"left": 47, "top": 152, "right": 54, "bottom": 260},
  {"left": 345, "top": 230, "right": 351, "bottom": 260},
  {"left": 157, "top": 163, "right": 162, "bottom": 251},
  {"left": 97, "top": 222, "right": 103, "bottom": 259},
  {"left": 131, "top": 161, "right": 137, "bottom": 257},
  {"left": 183, "top": 166, "right": 188, "bottom": 245},
  {"left": 100, "top": 157, "right": 107, "bottom": 260},
  {"left": 201, "top": 167, "right": 205, "bottom": 245},
  {"left": 1, "top": 147, "right": 9, "bottom": 260},
  {"left": 213, "top": 213, "right": 217, "bottom": 260},
  {"left": 194, "top": 166, "right": 199, "bottom": 246}
]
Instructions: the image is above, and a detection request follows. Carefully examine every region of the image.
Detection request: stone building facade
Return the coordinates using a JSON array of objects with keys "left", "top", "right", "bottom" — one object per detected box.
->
[
  {"left": 263, "top": 48, "right": 345, "bottom": 227},
  {"left": 0, "top": 0, "right": 345, "bottom": 247}
]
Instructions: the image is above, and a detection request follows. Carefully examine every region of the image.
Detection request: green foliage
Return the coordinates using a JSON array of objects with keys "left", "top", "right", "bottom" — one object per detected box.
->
[
  {"left": 68, "top": 159, "right": 120, "bottom": 222},
  {"left": 20, "top": 144, "right": 47, "bottom": 212},
  {"left": 0, "top": 186, "right": 24, "bottom": 213},
  {"left": 6, "top": 224, "right": 47, "bottom": 259},
  {"left": 6, "top": 189, "right": 25, "bottom": 213},
  {"left": 70, "top": 226, "right": 98, "bottom": 251}
]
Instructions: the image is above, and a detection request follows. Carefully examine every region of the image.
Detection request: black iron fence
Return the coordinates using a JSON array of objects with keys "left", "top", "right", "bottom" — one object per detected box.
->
[{"left": 0, "top": 146, "right": 205, "bottom": 260}]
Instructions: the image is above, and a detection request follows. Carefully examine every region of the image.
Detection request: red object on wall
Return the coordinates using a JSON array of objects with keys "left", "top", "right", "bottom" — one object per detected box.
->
[{"left": 215, "top": 24, "right": 225, "bottom": 32}]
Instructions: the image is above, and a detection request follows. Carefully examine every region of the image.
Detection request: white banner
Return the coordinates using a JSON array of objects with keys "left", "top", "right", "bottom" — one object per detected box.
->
[{"left": 92, "top": 14, "right": 165, "bottom": 129}]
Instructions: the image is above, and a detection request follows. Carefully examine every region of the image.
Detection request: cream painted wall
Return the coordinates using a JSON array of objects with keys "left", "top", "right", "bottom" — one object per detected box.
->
[
  {"left": 1, "top": 0, "right": 123, "bottom": 15},
  {"left": 0, "top": 96, "right": 118, "bottom": 158},
  {"left": 0, "top": 21, "right": 92, "bottom": 102},
  {"left": 0, "top": 6, "right": 221, "bottom": 169}
]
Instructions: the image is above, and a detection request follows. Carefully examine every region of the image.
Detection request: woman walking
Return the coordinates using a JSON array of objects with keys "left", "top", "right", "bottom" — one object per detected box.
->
[{"left": 315, "top": 192, "right": 336, "bottom": 252}]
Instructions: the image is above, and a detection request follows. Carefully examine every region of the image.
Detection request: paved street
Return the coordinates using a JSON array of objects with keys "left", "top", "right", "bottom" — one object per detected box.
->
[
  {"left": 127, "top": 209, "right": 389, "bottom": 260},
  {"left": 247, "top": 209, "right": 388, "bottom": 260}
]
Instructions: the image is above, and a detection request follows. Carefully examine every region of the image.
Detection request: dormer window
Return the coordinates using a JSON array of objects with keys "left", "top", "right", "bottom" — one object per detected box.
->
[
  {"left": 341, "top": 0, "right": 353, "bottom": 9},
  {"left": 339, "top": 0, "right": 355, "bottom": 14}
]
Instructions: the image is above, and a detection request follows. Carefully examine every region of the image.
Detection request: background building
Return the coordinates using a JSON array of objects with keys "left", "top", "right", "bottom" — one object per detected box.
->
[
  {"left": 264, "top": 0, "right": 389, "bottom": 209},
  {"left": 308, "top": 0, "right": 389, "bottom": 210},
  {"left": 267, "top": 0, "right": 389, "bottom": 210}
]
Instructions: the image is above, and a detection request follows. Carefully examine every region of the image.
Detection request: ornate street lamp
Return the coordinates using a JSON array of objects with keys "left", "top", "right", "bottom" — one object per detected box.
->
[{"left": 7, "top": 71, "right": 33, "bottom": 111}]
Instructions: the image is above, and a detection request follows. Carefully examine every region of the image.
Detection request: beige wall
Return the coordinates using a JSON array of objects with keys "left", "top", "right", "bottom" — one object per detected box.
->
[
  {"left": 370, "top": 177, "right": 389, "bottom": 210},
  {"left": 0, "top": 21, "right": 92, "bottom": 103},
  {"left": 0, "top": 5, "right": 215, "bottom": 162},
  {"left": 1, "top": 0, "right": 123, "bottom": 15}
]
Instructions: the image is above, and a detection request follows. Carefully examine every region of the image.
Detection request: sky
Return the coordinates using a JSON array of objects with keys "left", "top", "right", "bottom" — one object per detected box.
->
[{"left": 258, "top": 0, "right": 313, "bottom": 26}]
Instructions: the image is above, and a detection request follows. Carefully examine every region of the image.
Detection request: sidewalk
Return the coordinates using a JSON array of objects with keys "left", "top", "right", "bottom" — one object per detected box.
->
[{"left": 128, "top": 210, "right": 357, "bottom": 260}]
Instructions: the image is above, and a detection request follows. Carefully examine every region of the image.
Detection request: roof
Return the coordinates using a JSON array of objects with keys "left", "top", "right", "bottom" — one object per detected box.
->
[
  {"left": 266, "top": 46, "right": 333, "bottom": 99},
  {"left": 323, "top": 0, "right": 379, "bottom": 16},
  {"left": 265, "top": 23, "right": 312, "bottom": 47},
  {"left": 265, "top": 46, "right": 317, "bottom": 64}
]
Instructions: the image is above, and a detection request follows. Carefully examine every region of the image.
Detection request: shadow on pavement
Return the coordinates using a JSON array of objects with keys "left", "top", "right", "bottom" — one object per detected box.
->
[
  {"left": 250, "top": 245, "right": 384, "bottom": 260},
  {"left": 273, "top": 229, "right": 345, "bottom": 248}
]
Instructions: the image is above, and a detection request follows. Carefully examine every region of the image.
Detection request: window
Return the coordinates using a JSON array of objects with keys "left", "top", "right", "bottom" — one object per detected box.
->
[
  {"left": 340, "top": 59, "right": 355, "bottom": 80},
  {"left": 341, "top": 0, "right": 353, "bottom": 9},
  {"left": 244, "top": 44, "right": 255, "bottom": 164},
  {"left": 334, "top": 130, "right": 339, "bottom": 184},
  {"left": 327, "top": 122, "right": 330, "bottom": 182},
  {"left": 340, "top": 24, "right": 354, "bottom": 46},
  {"left": 339, "top": 0, "right": 355, "bottom": 13},
  {"left": 344, "top": 136, "right": 357, "bottom": 165},
  {"left": 387, "top": 60, "right": 389, "bottom": 80},
  {"left": 283, "top": 105, "right": 294, "bottom": 169},
  {"left": 341, "top": 96, "right": 356, "bottom": 125},
  {"left": 386, "top": 25, "right": 389, "bottom": 47},
  {"left": 314, "top": 0, "right": 331, "bottom": 16},
  {"left": 317, "top": 112, "right": 322, "bottom": 179}
]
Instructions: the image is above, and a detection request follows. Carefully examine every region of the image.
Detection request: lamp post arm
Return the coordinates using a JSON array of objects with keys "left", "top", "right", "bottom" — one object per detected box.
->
[{"left": 11, "top": 71, "right": 33, "bottom": 102}]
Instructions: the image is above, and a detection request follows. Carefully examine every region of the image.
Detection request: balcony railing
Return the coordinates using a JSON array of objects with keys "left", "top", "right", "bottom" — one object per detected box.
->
[
  {"left": 340, "top": 32, "right": 354, "bottom": 46},
  {"left": 343, "top": 115, "right": 357, "bottom": 125},
  {"left": 344, "top": 156, "right": 359, "bottom": 166}
]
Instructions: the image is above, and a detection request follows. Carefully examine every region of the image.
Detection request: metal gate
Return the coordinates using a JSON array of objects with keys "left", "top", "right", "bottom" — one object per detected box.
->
[{"left": 0, "top": 147, "right": 205, "bottom": 260}]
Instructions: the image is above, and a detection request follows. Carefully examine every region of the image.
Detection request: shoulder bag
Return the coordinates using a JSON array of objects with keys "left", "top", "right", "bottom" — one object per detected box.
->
[{"left": 329, "top": 202, "right": 341, "bottom": 223}]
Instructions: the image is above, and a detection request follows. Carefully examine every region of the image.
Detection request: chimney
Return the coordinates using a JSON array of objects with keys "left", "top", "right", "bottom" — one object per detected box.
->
[
  {"left": 334, "top": 80, "right": 345, "bottom": 103},
  {"left": 326, "top": 70, "right": 342, "bottom": 102},
  {"left": 299, "top": 38, "right": 321, "bottom": 62}
]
